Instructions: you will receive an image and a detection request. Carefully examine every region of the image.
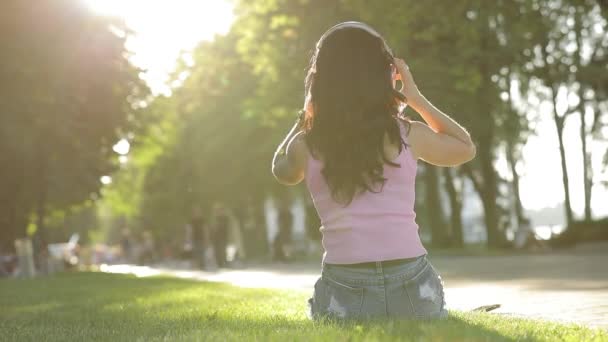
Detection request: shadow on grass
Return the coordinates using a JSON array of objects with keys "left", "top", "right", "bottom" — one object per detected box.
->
[{"left": 0, "top": 272, "right": 588, "bottom": 341}]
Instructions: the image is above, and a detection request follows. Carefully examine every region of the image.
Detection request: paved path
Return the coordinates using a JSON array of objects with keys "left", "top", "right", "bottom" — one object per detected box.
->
[{"left": 102, "top": 244, "right": 608, "bottom": 329}]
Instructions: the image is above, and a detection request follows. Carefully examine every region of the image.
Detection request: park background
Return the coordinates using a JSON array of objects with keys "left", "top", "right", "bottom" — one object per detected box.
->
[
  {"left": 1, "top": 1, "right": 608, "bottom": 340},
  {"left": 1, "top": 0, "right": 607, "bottom": 259}
]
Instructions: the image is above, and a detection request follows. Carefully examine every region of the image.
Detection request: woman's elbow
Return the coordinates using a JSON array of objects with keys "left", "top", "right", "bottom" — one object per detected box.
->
[
  {"left": 274, "top": 175, "right": 303, "bottom": 186},
  {"left": 272, "top": 164, "right": 303, "bottom": 186},
  {"left": 466, "top": 143, "right": 476, "bottom": 161},
  {"left": 271, "top": 165, "right": 288, "bottom": 184},
  {"left": 449, "top": 143, "right": 476, "bottom": 167}
]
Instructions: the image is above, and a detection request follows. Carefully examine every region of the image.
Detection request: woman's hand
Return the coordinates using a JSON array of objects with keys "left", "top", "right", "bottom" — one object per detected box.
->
[
  {"left": 393, "top": 58, "right": 422, "bottom": 106},
  {"left": 393, "top": 57, "right": 476, "bottom": 166}
]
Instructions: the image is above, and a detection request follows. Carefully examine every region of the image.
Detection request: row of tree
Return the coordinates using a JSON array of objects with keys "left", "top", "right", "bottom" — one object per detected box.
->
[
  {"left": 9, "top": 0, "right": 605, "bottom": 249},
  {"left": 105, "top": 0, "right": 608, "bottom": 248},
  {"left": 0, "top": 0, "right": 147, "bottom": 252}
]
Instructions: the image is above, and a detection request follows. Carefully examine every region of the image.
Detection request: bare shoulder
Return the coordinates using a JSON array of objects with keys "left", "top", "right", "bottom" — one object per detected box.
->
[
  {"left": 397, "top": 117, "right": 418, "bottom": 142},
  {"left": 395, "top": 116, "right": 413, "bottom": 137},
  {"left": 407, "top": 119, "right": 432, "bottom": 135},
  {"left": 403, "top": 120, "right": 433, "bottom": 160}
]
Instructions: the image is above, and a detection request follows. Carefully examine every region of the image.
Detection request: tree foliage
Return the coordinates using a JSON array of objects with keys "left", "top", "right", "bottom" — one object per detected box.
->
[
  {"left": 0, "top": 0, "right": 147, "bottom": 251},
  {"left": 58, "top": 0, "right": 608, "bottom": 248}
]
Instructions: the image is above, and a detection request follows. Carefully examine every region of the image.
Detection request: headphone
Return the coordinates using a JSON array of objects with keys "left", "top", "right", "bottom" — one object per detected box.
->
[
  {"left": 305, "top": 21, "right": 406, "bottom": 113},
  {"left": 315, "top": 21, "right": 394, "bottom": 57}
]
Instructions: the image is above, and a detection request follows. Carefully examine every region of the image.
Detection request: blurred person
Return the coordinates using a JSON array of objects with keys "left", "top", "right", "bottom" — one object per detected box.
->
[
  {"left": 496, "top": 205, "right": 514, "bottom": 248},
  {"left": 0, "top": 246, "right": 17, "bottom": 277},
  {"left": 228, "top": 208, "right": 245, "bottom": 266},
  {"left": 212, "top": 204, "right": 230, "bottom": 268},
  {"left": 32, "top": 228, "right": 48, "bottom": 274},
  {"left": 305, "top": 198, "right": 322, "bottom": 254},
  {"left": 273, "top": 201, "right": 293, "bottom": 262},
  {"left": 131, "top": 232, "right": 145, "bottom": 265},
  {"left": 241, "top": 202, "right": 268, "bottom": 260},
  {"left": 190, "top": 205, "right": 209, "bottom": 269},
  {"left": 272, "top": 22, "right": 476, "bottom": 320},
  {"left": 120, "top": 228, "right": 133, "bottom": 264},
  {"left": 140, "top": 231, "right": 156, "bottom": 265},
  {"left": 219, "top": 206, "right": 245, "bottom": 267},
  {"left": 514, "top": 217, "right": 548, "bottom": 251},
  {"left": 182, "top": 222, "right": 193, "bottom": 261},
  {"left": 239, "top": 203, "right": 255, "bottom": 260}
]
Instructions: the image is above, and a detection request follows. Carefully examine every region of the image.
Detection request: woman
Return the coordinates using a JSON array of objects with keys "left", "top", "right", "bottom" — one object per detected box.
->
[{"left": 271, "top": 22, "right": 476, "bottom": 320}]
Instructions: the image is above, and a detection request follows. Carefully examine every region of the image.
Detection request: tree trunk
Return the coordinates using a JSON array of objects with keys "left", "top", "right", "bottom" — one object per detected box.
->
[
  {"left": 0, "top": 196, "right": 18, "bottom": 253},
  {"left": 477, "top": 143, "right": 501, "bottom": 247},
  {"left": 506, "top": 141, "right": 525, "bottom": 225},
  {"left": 579, "top": 105, "right": 592, "bottom": 221},
  {"left": 555, "top": 121, "right": 574, "bottom": 225},
  {"left": 551, "top": 88, "right": 574, "bottom": 226},
  {"left": 461, "top": 139, "right": 503, "bottom": 248},
  {"left": 574, "top": 11, "right": 592, "bottom": 222},
  {"left": 36, "top": 191, "right": 47, "bottom": 245},
  {"left": 473, "top": 9, "right": 501, "bottom": 248},
  {"left": 556, "top": 125, "right": 574, "bottom": 226},
  {"left": 423, "top": 164, "right": 449, "bottom": 247},
  {"left": 0, "top": 159, "right": 27, "bottom": 253},
  {"left": 34, "top": 145, "right": 49, "bottom": 273},
  {"left": 443, "top": 168, "right": 463, "bottom": 247}
]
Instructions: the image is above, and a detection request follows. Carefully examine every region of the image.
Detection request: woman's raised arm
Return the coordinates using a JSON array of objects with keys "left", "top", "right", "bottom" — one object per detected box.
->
[{"left": 394, "top": 58, "right": 476, "bottom": 166}]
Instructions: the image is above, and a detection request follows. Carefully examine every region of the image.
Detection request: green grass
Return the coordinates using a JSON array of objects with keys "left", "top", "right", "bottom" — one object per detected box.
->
[{"left": 0, "top": 272, "right": 605, "bottom": 342}]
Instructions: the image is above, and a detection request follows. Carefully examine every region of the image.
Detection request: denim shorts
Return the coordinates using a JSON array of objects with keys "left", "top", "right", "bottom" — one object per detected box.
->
[{"left": 308, "top": 255, "right": 448, "bottom": 321}]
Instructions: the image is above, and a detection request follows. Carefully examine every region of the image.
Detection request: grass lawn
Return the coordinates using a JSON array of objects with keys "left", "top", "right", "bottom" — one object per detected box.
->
[{"left": 0, "top": 272, "right": 605, "bottom": 341}]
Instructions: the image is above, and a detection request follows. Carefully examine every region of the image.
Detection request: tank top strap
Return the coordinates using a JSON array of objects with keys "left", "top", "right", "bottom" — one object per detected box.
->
[{"left": 396, "top": 117, "right": 410, "bottom": 145}]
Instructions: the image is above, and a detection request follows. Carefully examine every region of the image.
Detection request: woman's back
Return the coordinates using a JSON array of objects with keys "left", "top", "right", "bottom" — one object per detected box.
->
[{"left": 305, "top": 120, "right": 426, "bottom": 264}]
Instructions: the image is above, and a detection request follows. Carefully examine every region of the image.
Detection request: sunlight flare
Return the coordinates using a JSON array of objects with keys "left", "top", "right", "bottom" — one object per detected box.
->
[{"left": 82, "top": 0, "right": 234, "bottom": 95}]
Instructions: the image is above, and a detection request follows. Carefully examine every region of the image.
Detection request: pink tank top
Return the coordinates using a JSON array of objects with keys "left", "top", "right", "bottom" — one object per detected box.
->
[{"left": 305, "top": 120, "right": 427, "bottom": 264}]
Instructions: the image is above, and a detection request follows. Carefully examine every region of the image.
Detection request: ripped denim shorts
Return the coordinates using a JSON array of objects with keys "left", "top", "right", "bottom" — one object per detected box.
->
[{"left": 308, "top": 255, "right": 448, "bottom": 321}]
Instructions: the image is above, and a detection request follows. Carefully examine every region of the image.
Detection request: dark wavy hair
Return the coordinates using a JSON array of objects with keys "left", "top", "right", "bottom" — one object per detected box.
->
[{"left": 303, "top": 22, "right": 409, "bottom": 205}]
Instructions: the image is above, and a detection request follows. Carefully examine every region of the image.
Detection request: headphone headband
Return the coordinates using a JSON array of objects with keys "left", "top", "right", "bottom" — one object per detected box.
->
[
  {"left": 317, "top": 21, "right": 383, "bottom": 47},
  {"left": 316, "top": 21, "right": 393, "bottom": 57},
  {"left": 306, "top": 21, "right": 402, "bottom": 106}
]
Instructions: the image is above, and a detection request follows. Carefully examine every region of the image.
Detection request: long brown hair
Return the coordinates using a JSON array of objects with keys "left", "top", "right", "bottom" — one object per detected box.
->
[{"left": 303, "top": 22, "right": 408, "bottom": 205}]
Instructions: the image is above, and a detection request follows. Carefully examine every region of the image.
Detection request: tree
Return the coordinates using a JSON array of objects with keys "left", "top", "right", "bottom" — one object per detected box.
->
[
  {"left": 99, "top": 0, "right": 607, "bottom": 250},
  {"left": 443, "top": 168, "right": 465, "bottom": 247},
  {"left": 524, "top": 0, "right": 607, "bottom": 225},
  {"left": 570, "top": 0, "right": 608, "bottom": 221},
  {"left": 348, "top": 0, "right": 540, "bottom": 247},
  {"left": 0, "top": 0, "right": 147, "bottom": 252}
]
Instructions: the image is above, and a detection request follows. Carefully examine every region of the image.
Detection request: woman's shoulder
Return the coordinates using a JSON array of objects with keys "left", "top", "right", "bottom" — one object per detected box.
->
[
  {"left": 395, "top": 116, "right": 423, "bottom": 161},
  {"left": 395, "top": 116, "right": 413, "bottom": 138},
  {"left": 398, "top": 116, "right": 437, "bottom": 141}
]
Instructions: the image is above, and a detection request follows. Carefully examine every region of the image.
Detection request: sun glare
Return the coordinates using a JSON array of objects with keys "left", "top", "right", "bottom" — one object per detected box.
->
[
  {"left": 82, "top": 0, "right": 234, "bottom": 95},
  {"left": 112, "top": 139, "right": 130, "bottom": 155}
]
